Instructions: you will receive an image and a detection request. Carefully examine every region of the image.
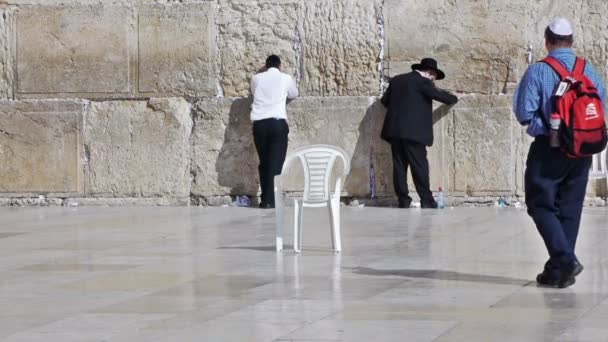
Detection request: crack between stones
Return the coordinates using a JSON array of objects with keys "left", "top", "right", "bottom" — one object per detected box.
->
[
  {"left": 293, "top": 19, "right": 303, "bottom": 85},
  {"left": 214, "top": 0, "right": 224, "bottom": 98},
  {"left": 377, "top": 0, "right": 388, "bottom": 95}
]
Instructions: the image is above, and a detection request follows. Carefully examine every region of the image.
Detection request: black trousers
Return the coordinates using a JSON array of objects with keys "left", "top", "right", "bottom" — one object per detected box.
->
[
  {"left": 390, "top": 138, "right": 434, "bottom": 204},
  {"left": 253, "top": 118, "right": 289, "bottom": 206},
  {"left": 525, "top": 136, "right": 591, "bottom": 278}
]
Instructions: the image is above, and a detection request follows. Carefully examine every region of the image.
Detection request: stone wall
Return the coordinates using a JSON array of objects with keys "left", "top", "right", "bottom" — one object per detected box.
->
[{"left": 0, "top": 0, "right": 606, "bottom": 206}]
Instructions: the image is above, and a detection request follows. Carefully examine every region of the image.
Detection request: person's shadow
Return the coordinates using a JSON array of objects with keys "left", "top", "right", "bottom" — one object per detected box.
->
[
  {"left": 350, "top": 266, "right": 531, "bottom": 286},
  {"left": 345, "top": 98, "right": 455, "bottom": 206},
  {"left": 215, "top": 97, "right": 260, "bottom": 201}
]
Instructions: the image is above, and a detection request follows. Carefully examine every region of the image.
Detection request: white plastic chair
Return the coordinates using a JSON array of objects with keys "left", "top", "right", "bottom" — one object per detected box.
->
[
  {"left": 590, "top": 145, "right": 607, "bottom": 194},
  {"left": 274, "top": 145, "right": 350, "bottom": 253}
]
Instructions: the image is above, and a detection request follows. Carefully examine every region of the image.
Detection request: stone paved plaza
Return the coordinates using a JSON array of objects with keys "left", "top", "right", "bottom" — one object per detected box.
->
[{"left": 1, "top": 206, "right": 608, "bottom": 341}]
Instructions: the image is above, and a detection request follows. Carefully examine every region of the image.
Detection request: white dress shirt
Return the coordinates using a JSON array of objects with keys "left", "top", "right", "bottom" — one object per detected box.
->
[{"left": 250, "top": 68, "right": 298, "bottom": 121}]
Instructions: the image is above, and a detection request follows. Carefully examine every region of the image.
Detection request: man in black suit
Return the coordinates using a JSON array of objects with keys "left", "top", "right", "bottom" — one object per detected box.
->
[{"left": 381, "top": 58, "right": 458, "bottom": 209}]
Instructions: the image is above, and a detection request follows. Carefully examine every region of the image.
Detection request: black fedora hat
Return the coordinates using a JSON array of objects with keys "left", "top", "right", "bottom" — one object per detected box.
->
[{"left": 411, "top": 58, "right": 445, "bottom": 80}]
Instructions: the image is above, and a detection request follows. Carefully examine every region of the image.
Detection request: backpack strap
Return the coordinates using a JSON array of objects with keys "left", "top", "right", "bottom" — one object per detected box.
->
[
  {"left": 542, "top": 57, "right": 569, "bottom": 79},
  {"left": 573, "top": 57, "right": 586, "bottom": 76}
]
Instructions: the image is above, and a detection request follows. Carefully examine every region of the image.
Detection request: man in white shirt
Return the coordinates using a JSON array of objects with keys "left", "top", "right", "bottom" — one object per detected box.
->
[{"left": 250, "top": 55, "right": 299, "bottom": 209}]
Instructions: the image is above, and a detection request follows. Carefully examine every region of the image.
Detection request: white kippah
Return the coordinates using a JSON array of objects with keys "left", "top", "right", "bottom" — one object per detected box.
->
[{"left": 549, "top": 17, "right": 573, "bottom": 36}]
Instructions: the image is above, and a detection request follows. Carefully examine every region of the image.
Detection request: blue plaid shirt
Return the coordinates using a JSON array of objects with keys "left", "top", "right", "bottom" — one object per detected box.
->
[{"left": 513, "top": 48, "right": 606, "bottom": 137}]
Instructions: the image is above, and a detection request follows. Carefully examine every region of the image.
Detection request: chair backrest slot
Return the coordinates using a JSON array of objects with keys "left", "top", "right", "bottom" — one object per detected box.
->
[{"left": 278, "top": 145, "right": 350, "bottom": 203}]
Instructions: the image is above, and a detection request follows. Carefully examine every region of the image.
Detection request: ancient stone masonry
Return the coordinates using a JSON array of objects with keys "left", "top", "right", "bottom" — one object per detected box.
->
[{"left": 0, "top": 0, "right": 606, "bottom": 206}]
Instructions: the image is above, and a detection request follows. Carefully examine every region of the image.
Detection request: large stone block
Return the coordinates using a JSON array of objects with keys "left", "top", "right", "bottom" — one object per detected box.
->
[
  {"left": 191, "top": 97, "right": 259, "bottom": 196},
  {"left": 385, "top": 0, "right": 531, "bottom": 94},
  {"left": 85, "top": 98, "right": 192, "bottom": 197},
  {"left": 451, "top": 95, "right": 520, "bottom": 194},
  {"left": 218, "top": 0, "right": 299, "bottom": 97},
  {"left": 531, "top": 1, "right": 608, "bottom": 83},
  {"left": 138, "top": 3, "right": 217, "bottom": 97},
  {"left": 15, "top": 6, "right": 133, "bottom": 97},
  {"left": 0, "top": 100, "right": 84, "bottom": 194},
  {"left": 299, "top": 0, "right": 380, "bottom": 96},
  {"left": 287, "top": 97, "right": 383, "bottom": 196},
  {"left": 384, "top": 0, "right": 608, "bottom": 95},
  {"left": 0, "top": 8, "right": 14, "bottom": 99},
  {"left": 191, "top": 96, "right": 390, "bottom": 198}
]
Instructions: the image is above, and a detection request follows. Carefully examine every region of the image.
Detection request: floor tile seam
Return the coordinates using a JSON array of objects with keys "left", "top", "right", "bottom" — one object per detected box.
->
[
  {"left": 271, "top": 310, "right": 345, "bottom": 341},
  {"left": 429, "top": 318, "right": 464, "bottom": 341},
  {"left": 571, "top": 293, "right": 608, "bottom": 323},
  {"left": 0, "top": 308, "right": 108, "bottom": 340},
  {"left": 487, "top": 280, "right": 541, "bottom": 308},
  {"left": 120, "top": 299, "right": 266, "bottom": 332}
]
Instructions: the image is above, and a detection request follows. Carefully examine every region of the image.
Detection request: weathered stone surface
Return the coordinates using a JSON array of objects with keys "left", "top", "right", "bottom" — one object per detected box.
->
[
  {"left": 534, "top": 1, "right": 608, "bottom": 83},
  {"left": 15, "top": 7, "right": 132, "bottom": 96},
  {"left": 299, "top": 0, "right": 380, "bottom": 96},
  {"left": 0, "top": 8, "right": 14, "bottom": 99},
  {"left": 385, "top": 0, "right": 528, "bottom": 94},
  {"left": 138, "top": 4, "right": 217, "bottom": 96},
  {"left": 64, "top": 197, "right": 190, "bottom": 206},
  {"left": 385, "top": 1, "right": 608, "bottom": 95},
  {"left": 288, "top": 97, "right": 385, "bottom": 196},
  {"left": 451, "top": 95, "right": 520, "bottom": 194},
  {"left": 218, "top": 0, "right": 299, "bottom": 97},
  {"left": 191, "top": 97, "right": 258, "bottom": 196},
  {"left": 85, "top": 98, "right": 192, "bottom": 197},
  {"left": 0, "top": 0, "right": 605, "bottom": 206},
  {"left": 424, "top": 102, "right": 456, "bottom": 194},
  {"left": 0, "top": 100, "right": 84, "bottom": 194},
  {"left": 191, "top": 96, "right": 391, "bottom": 197},
  {"left": 0, "top": 197, "right": 64, "bottom": 206}
]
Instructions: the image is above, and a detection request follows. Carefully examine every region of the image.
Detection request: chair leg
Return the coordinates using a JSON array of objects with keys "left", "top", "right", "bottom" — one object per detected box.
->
[
  {"left": 297, "top": 201, "right": 304, "bottom": 252},
  {"left": 329, "top": 198, "right": 341, "bottom": 253},
  {"left": 275, "top": 199, "right": 284, "bottom": 253},
  {"left": 293, "top": 200, "right": 304, "bottom": 253},
  {"left": 328, "top": 201, "right": 336, "bottom": 250}
]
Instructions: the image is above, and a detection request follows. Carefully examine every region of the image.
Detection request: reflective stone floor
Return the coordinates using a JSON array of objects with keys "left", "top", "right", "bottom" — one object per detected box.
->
[{"left": 1, "top": 206, "right": 608, "bottom": 341}]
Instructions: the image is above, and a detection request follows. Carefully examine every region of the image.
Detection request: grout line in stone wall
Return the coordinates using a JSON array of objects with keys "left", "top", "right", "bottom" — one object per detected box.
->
[
  {"left": 293, "top": 2, "right": 304, "bottom": 86},
  {"left": 377, "top": 0, "right": 387, "bottom": 96},
  {"left": 82, "top": 99, "right": 91, "bottom": 196},
  {"left": 188, "top": 100, "right": 197, "bottom": 199},
  {"left": 214, "top": 0, "right": 224, "bottom": 98}
]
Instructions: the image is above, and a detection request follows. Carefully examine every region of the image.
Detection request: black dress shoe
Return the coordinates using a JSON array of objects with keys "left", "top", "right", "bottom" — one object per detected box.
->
[
  {"left": 573, "top": 260, "right": 584, "bottom": 277},
  {"left": 398, "top": 200, "right": 412, "bottom": 208},
  {"left": 421, "top": 201, "right": 438, "bottom": 209},
  {"left": 537, "top": 260, "right": 578, "bottom": 289},
  {"left": 258, "top": 203, "right": 275, "bottom": 209},
  {"left": 536, "top": 272, "right": 576, "bottom": 288},
  {"left": 558, "top": 262, "right": 578, "bottom": 288}
]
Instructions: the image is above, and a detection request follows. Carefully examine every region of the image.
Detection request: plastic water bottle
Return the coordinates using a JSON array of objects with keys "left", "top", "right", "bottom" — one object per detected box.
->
[
  {"left": 549, "top": 114, "right": 561, "bottom": 148},
  {"left": 437, "top": 187, "right": 445, "bottom": 209}
]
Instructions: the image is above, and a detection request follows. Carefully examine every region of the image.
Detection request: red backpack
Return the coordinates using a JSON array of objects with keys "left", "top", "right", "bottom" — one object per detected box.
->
[{"left": 542, "top": 56, "right": 607, "bottom": 158}]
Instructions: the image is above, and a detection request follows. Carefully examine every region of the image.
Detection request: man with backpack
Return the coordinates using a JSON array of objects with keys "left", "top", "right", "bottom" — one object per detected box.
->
[{"left": 514, "top": 17, "right": 607, "bottom": 288}]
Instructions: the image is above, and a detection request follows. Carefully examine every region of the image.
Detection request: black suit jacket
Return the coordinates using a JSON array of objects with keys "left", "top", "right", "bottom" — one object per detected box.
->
[{"left": 380, "top": 71, "right": 458, "bottom": 146}]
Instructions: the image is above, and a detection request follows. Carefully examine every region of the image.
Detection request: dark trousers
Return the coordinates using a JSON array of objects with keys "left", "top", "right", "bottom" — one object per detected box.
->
[
  {"left": 525, "top": 136, "right": 591, "bottom": 278},
  {"left": 253, "top": 118, "right": 289, "bottom": 206},
  {"left": 390, "top": 138, "right": 434, "bottom": 204}
]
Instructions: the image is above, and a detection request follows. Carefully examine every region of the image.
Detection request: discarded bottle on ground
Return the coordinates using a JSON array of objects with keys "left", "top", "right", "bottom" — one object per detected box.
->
[{"left": 437, "top": 187, "right": 445, "bottom": 209}]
